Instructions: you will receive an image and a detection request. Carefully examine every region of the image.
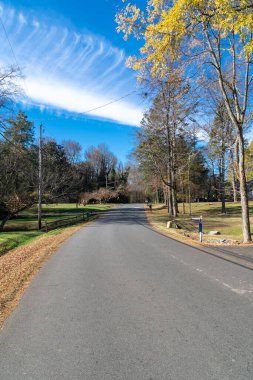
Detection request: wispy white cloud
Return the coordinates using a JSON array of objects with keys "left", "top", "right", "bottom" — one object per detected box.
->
[
  {"left": 0, "top": 3, "right": 142, "bottom": 126},
  {"left": 24, "top": 76, "right": 142, "bottom": 125}
]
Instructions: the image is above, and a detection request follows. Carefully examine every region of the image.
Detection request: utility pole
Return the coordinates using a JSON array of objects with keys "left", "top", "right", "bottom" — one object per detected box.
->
[{"left": 38, "top": 124, "right": 42, "bottom": 230}]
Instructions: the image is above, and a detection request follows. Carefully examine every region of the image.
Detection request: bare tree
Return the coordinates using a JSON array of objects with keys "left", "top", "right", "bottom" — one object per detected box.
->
[
  {"left": 62, "top": 140, "right": 82, "bottom": 164},
  {"left": 85, "top": 144, "right": 117, "bottom": 189}
]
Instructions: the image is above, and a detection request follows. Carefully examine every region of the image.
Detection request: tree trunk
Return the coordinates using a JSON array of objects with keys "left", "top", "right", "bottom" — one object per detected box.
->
[
  {"left": 211, "top": 161, "right": 218, "bottom": 200},
  {"left": 172, "top": 186, "right": 177, "bottom": 217},
  {"left": 181, "top": 177, "right": 185, "bottom": 214},
  {"left": 156, "top": 189, "right": 159, "bottom": 204},
  {"left": 171, "top": 170, "right": 177, "bottom": 217},
  {"left": 163, "top": 89, "right": 175, "bottom": 217},
  {"left": 231, "top": 171, "right": 238, "bottom": 202},
  {"left": 171, "top": 121, "right": 177, "bottom": 217},
  {"left": 163, "top": 186, "right": 168, "bottom": 206},
  {"left": 167, "top": 187, "right": 173, "bottom": 216},
  {"left": 220, "top": 154, "right": 226, "bottom": 214},
  {"left": 167, "top": 163, "right": 173, "bottom": 216},
  {"left": 188, "top": 157, "right": 192, "bottom": 216},
  {"left": 232, "top": 180, "right": 237, "bottom": 202},
  {"left": 238, "top": 130, "right": 251, "bottom": 242},
  {"left": 182, "top": 196, "right": 185, "bottom": 214},
  {"left": 230, "top": 159, "right": 238, "bottom": 202},
  {"left": 0, "top": 214, "right": 11, "bottom": 232}
]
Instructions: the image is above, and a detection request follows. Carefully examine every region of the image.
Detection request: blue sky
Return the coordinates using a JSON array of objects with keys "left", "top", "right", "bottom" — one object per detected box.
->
[{"left": 0, "top": 0, "right": 146, "bottom": 162}]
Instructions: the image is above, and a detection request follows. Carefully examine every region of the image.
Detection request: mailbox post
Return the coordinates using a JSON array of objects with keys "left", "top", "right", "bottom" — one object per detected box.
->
[
  {"left": 199, "top": 216, "right": 203, "bottom": 243},
  {"left": 191, "top": 215, "right": 203, "bottom": 242}
]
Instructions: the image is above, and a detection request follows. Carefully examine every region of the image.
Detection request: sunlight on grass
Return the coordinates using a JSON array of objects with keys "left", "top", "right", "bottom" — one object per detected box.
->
[
  {"left": 150, "top": 201, "right": 253, "bottom": 241},
  {"left": 0, "top": 203, "right": 114, "bottom": 255},
  {"left": 0, "top": 231, "right": 43, "bottom": 256}
]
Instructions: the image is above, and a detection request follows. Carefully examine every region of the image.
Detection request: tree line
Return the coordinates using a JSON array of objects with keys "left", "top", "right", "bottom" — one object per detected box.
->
[
  {"left": 0, "top": 110, "right": 129, "bottom": 231},
  {"left": 116, "top": 0, "right": 253, "bottom": 242},
  {"left": 134, "top": 91, "right": 253, "bottom": 213}
]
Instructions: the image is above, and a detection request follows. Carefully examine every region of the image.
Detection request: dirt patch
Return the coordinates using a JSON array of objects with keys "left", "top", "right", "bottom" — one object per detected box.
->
[{"left": 0, "top": 221, "right": 92, "bottom": 329}]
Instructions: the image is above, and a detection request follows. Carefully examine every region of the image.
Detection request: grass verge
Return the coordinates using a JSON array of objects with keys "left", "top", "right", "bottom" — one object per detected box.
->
[
  {"left": 146, "top": 202, "right": 253, "bottom": 246},
  {"left": 0, "top": 203, "right": 113, "bottom": 256},
  {"left": 0, "top": 231, "right": 43, "bottom": 257}
]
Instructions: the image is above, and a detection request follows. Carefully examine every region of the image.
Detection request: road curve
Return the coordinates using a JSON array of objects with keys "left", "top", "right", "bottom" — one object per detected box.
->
[{"left": 0, "top": 204, "right": 253, "bottom": 379}]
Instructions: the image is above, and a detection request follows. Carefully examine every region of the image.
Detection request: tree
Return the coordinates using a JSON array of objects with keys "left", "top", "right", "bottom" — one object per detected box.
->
[
  {"left": 41, "top": 140, "right": 75, "bottom": 202},
  {"left": 135, "top": 89, "right": 206, "bottom": 216},
  {"left": 62, "top": 140, "right": 82, "bottom": 164},
  {"left": 0, "top": 111, "right": 36, "bottom": 230},
  {"left": 207, "top": 101, "right": 235, "bottom": 213},
  {"left": 245, "top": 140, "right": 253, "bottom": 181},
  {"left": 0, "top": 65, "right": 21, "bottom": 111},
  {"left": 4, "top": 111, "right": 34, "bottom": 146},
  {"left": 127, "top": 165, "right": 146, "bottom": 203},
  {"left": 117, "top": 0, "right": 253, "bottom": 241},
  {"left": 176, "top": 135, "right": 209, "bottom": 214},
  {"left": 85, "top": 144, "right": 117, "bottom": 189},
  {"left": 0, "top": 65, "right": 22, "bottom": 142},
  {"left": 135, "top": 70, "right": 197, "bottom": 216},
  {"left": 136, "top": 94, "right": 177, "bottom": 214}
]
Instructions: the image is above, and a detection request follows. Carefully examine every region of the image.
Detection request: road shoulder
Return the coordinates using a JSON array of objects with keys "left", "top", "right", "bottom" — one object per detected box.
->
[
  {"left": 145, "top": 208, "right": 253, "bottom": 270},
  {"left": 0, "top": 220, "right": 95, "bottom": 329}
]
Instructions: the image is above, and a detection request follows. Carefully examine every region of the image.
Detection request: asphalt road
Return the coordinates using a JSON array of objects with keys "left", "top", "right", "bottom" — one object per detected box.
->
[{"left": 0, "top": 205, "right": 253, "bottom": 380}]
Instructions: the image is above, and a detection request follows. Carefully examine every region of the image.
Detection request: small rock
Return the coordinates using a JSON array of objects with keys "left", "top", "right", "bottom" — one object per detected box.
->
[
  {"left": 209, "top": 231, "right": 221, "bottom": 235},
  {"left": 167, "top": 221, "right": 173, "bottom": 228}
]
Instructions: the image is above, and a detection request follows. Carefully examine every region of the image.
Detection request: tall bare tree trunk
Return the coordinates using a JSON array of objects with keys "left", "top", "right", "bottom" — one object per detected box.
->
[
  {"left": 156, "top": 189, "right": 159, "bottom": 204},
  {"left": 220, "top": 154, "right": 226, "bottom": 214},
  {"left": 163, "top": 185, "right": 168, "bottom": 206},
  {"left": 163, "top": 89, "right": 175, "bottom": 218},
  {"left": 171, "top": 177, "right": 177, "bottom": 217},
  {"left": 171, "top": 121, "right": 177, "bottom": 217},
  {"left": 238, "top": 130, "right": 251, "bottom": 242},
  {"left": 204, "top": 28, "right": 251, "bottom": 242},
  {"left": 231, "top": 169, "right": 238, "bottom": 202},
  {"left": 167, "top": 166, "right": 173, "bottom": 216},
  {"left": 181, "top": 176, "right": 186, "bottom": 214},
  {"left": 230, "top": 149, "right": 238, "bottom": 202}
]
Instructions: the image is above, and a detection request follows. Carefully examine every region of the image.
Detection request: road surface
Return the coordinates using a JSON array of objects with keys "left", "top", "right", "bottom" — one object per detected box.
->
[{"left": 0, "top": 205, "right": 253, "bottom": 379}]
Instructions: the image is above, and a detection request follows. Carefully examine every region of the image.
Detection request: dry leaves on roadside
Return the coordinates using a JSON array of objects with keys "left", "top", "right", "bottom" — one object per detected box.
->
[{"left": 0, "top": 224, "right": 85, "bottom": 328}]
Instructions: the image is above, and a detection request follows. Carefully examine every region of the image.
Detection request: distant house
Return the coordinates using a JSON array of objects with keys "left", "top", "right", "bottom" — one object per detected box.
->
[{"left": 247, "top": 180, "right": 253, "bottom": 201}]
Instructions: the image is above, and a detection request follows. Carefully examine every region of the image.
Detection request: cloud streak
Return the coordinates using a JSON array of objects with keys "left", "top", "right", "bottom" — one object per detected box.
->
[{"left": 0, "top": 3, "right": 142, "bottom": 126}]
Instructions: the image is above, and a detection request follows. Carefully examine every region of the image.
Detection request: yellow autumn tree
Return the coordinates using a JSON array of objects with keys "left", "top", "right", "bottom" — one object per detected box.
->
[{"left": 117, "top": 0, "right": 253, "bottom": 242}]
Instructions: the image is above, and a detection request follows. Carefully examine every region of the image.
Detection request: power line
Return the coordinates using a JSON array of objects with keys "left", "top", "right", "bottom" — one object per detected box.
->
[
  {"left": 28, "top": 90, "right": 140, "bottom": 122},
  {"left": 81, "top": 91, "right": 137, "bottom": 114},
  {"left": 31, "top": 90, "right": 138, "bottom": 121},
  {"left": 0, "top": 15, "right": 31, "bottom": 98},
  {"left": 0, "top": 17, "right": 19, "bottom": 67}
]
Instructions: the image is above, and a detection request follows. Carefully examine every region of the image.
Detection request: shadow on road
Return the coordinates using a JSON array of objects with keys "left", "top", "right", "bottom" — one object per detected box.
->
[
  {"left": 88, "top": 206, "right": 149, "bottom": 227},
  {"left": 88, "top": 205, "right": 253, "bottom": 269}
]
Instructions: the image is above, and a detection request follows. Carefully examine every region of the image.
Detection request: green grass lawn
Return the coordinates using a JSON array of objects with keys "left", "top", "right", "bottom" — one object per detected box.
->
[
  {"left": 150, "top": 201, "right": 253, "bottom": 241},
  {"left": 26, "top": 203, "right": 112, "bottom": 215},
  {"left": 0, "top": 231, "right": 43, "bottom": 256},
  {"left": 0, "top": 203, "right": 114, "bottom": 255},
  {"left": 3, "top": 203, "right": 112, "bottom": 229}
]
